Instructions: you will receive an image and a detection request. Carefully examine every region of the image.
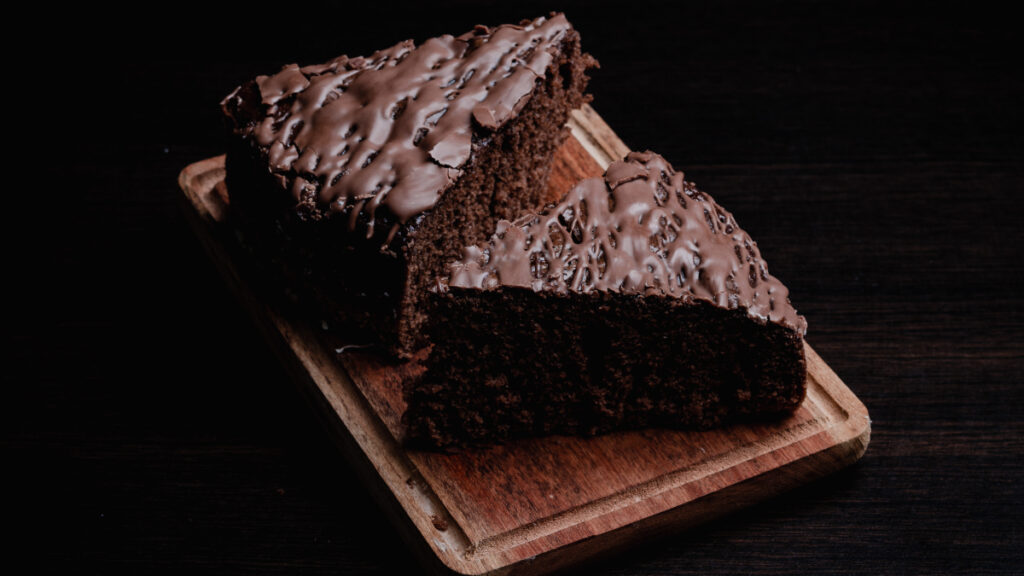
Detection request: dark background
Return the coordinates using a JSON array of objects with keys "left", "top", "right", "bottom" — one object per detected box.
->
[{"left": 9, "top": 1, "right": 1022, "bottom": 573}]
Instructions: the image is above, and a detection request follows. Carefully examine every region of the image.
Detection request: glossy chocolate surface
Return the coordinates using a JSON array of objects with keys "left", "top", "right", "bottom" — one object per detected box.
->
[
  {"left": 222, "top": 14, "right": 572, "bottom": 243},
  {"left": 447, "top": 151, "right": 807, "bottom": 334}
]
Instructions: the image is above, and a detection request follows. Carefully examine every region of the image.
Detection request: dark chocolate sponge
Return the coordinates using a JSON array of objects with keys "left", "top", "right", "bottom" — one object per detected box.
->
[
  {"left": 410, "top": 151, "right": 807, "bottom": 448},
  {"left": 221, "top": 14, "right": 595, "bottom": 358}
]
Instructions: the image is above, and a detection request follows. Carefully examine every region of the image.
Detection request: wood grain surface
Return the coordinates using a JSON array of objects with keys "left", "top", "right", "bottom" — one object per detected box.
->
[
  {"left": 178, "top": 107, "right": 869, "bottom": 574},
  {"left": 10, "top": 1, "right": 1022, "bottom": 574}
]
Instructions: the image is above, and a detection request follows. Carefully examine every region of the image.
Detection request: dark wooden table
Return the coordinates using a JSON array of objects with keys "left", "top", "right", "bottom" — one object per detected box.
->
[{"left": 10, "top": 1, "right": 1021, "bottom": 573}]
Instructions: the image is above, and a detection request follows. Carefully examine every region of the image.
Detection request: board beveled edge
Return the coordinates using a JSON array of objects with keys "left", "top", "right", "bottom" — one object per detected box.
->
[
  {"left": 178, "top": 105, "right": 870, "bottom": 576},
  {"left": 179, "top": 161, "right": 475, "bottom": 575},
  {"left": 459, "top": 363, "right": 870, "bottom": 572}
]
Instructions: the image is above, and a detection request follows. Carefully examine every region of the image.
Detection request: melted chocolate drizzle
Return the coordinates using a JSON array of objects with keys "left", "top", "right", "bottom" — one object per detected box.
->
[{"left": 446, "top": 151, "right": 807, "bottom": 334}]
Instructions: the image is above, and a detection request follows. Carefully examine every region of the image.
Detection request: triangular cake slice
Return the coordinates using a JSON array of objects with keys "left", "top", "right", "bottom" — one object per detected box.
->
[
  {"left": 410, "top": 151, "right": 807, "bottom": 448},
  {"left": 221, "top": 14, "right": 595, "bottom": 358}
]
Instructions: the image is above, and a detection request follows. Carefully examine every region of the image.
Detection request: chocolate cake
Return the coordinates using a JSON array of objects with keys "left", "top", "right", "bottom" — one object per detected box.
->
[
  {"left": 221, "top": 14, "right": 595, "bottom": 358},
  {"left": 409, "top": 151, "right": 808, "bottom": 448}
]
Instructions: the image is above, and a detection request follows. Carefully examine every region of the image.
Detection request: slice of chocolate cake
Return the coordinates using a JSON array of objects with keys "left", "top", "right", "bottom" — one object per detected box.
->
[
  {"left": 410, "top": 151, "right": 808, "bottom": 448},
  {"left": 221, "top": 14, "right": 595, "bottom": 358}
]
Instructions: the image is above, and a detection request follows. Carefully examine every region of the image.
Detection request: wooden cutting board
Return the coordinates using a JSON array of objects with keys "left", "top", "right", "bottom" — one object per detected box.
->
[{"left": 179, "top": 105, "right": 870, "bottom": 576}]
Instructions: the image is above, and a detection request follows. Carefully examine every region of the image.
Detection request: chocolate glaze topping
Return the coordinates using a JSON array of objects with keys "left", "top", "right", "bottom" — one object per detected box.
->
[
  {"left": 222, "top": 14, "right": 571, "bottom": 243},
  {"left": 446, "top": 151, "right": 807, "bottom": 334}
]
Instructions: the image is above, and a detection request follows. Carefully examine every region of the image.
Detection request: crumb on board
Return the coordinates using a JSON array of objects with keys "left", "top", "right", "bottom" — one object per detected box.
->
[{"left": 431, "top": 514, "right": 449, "bottom": 531}]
